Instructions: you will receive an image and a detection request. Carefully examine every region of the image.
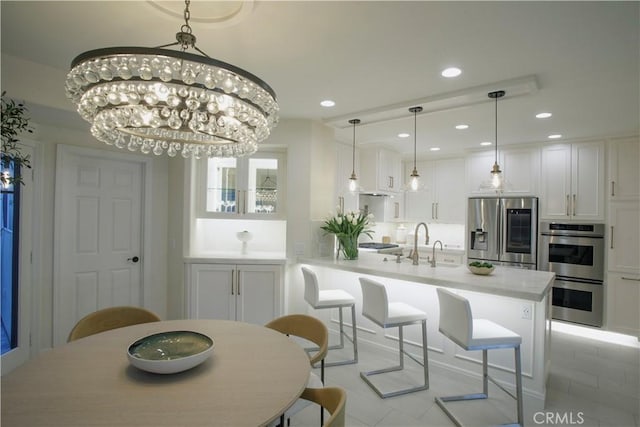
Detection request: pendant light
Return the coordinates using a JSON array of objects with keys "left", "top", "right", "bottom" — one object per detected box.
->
[
  {"left": 408, "top": 106, "right": 423, "bottom": 191},
  {"left": 488, "top": 90, "right": 505, "bottom": 189},
  {"left": 348, "top": 119, "right": 360, "bottom": 193}
]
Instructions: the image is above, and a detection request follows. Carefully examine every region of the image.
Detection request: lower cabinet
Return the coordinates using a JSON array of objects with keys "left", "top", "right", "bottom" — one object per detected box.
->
[
  {"left": 185, "top": 262, "right": 283, "bottom": 325},
  {"left": 606, "top": 272, "right": 640, "bottom": 338}
]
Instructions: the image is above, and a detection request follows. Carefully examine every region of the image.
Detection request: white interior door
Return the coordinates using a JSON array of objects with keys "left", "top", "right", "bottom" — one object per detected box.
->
[{"left": 54, "top": 146, "right": 144, "bottom": 346}]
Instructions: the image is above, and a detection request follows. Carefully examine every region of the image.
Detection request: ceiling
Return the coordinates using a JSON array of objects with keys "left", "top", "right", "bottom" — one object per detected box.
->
[{"left": 1, "top": 1, "right": 638, "bottom": 159}]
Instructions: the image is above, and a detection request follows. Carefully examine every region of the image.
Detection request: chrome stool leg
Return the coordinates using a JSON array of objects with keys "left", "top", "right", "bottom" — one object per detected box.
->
[
  {"left": 435, "top": 346, "right": 524, "bottom": 427},
  {"left": 360, "top": 320, "right": 429, "bottom": 399},
  {"left": 307, "top": 305, "right": 358, "bottom": 367}
]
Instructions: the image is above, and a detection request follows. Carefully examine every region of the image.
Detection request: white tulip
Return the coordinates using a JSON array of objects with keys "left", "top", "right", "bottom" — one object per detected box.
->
[{"left": 336, "top": 216, "right": 342, "bottom": 225}]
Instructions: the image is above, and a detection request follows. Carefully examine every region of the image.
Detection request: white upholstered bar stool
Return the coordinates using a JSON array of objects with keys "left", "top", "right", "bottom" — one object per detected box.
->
[
  {"left": 302, "top": 266, "right": 358, "bottom": 366},
  {"left": 435, "top": 288, "right": 524, "bottom": 427},
  {"left": 358, "top": 277, "right": 429, "bottom": 398}
]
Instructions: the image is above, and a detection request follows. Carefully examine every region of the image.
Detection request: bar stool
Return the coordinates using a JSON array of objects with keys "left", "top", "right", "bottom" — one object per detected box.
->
[
  {"left": 358, "top": 277, "right": 429, "bottom": 398},
  {"left": 435, "top": 288, "right": 524, "bottom": 427},
  {"left": 302, "top": 266, "right": 358, "bottom": 366}
]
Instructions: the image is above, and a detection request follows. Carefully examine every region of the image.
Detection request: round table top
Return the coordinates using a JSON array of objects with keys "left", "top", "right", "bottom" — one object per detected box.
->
[{"left": 1, "top": 319, "right": 311, "bottom": 427}]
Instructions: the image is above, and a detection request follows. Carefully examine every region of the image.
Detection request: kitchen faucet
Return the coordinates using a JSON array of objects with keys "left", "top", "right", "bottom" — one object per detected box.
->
[
  {"left": 431, "top": 240, "right": 443, "bottom": 267},
  {"left": 411, "top": 222, "right": 430, "bottom": 265}
]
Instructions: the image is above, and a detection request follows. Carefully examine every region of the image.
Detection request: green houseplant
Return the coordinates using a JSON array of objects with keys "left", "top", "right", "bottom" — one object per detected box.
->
[
  {"left": 321, "top": 210, "right": 374, "bottom": 260},
  {"left": 1, "top": 91, "right": 33, "bottom": 187}
]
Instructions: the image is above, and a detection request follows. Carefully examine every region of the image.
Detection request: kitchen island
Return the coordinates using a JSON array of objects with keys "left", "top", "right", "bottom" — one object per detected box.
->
[{"left": 297, "top": 253, "right": 554, "bottom": 416}]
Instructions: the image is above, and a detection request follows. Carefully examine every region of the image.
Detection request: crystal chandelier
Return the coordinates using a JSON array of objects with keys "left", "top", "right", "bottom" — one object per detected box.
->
[{"left": 64, "top": 0, "right": 278, "bottom": 158}]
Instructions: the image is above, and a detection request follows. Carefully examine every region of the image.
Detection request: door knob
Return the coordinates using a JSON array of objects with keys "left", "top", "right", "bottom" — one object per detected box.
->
[{"left": 127, "top": 256, "right": 140, "bottom": 263}]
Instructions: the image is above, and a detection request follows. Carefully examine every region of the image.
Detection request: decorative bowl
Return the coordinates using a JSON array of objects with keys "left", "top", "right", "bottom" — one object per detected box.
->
[
  {"left": 467, "top": 264, "right": 495, "bottom": 275},
  {"left": 127, "top": 330, "right": 214, "bottom": 374}
]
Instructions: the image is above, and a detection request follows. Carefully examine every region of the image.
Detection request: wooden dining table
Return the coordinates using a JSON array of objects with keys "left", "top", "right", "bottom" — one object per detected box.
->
[{"left": 1, "top": 319, "right": 311, "bottom": 427}]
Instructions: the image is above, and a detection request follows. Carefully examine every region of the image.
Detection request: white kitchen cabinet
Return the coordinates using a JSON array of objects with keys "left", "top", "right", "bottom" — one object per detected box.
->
[
  {"left": 606, "top": 271, "right": 640, "bottom": 337},
  {"left": 360, "top": 147, "right": 402, "bottom": 193},
  {"left": 608, "top": 201, "right": 640, "bottom": 274},
  {"left": 608, "top": 137, "right": 640, "bottom": 201},
  {"left": 185, "top": 262, "right": 282, "bottom": 325},
  {"left": 466, "top": 147, "right": 540, "bottom": 196},
  {"left": 405, "top": 158, "right": 465, "bottom": 223},
  {"left": 540, "top": 142, "right": 605, "bottom": 220}
]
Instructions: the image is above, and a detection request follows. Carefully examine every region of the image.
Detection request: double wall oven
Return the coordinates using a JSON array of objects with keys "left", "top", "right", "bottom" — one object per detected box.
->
[{"left": 539, "top": 222, "right": 605, "bottom": 327}]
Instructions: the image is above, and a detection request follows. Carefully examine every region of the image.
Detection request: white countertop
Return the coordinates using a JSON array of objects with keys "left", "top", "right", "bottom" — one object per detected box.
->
[
  {"left": 299, "top": 252, "right": 554, "bottom": 302},
  {"left": 185, "top": 251, "right": 287, "bottom": 264}
]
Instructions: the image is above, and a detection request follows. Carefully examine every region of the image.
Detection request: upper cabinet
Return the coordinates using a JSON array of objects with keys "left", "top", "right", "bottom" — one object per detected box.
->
[
  {"left": 540, "top": 141, "right": 605, "bottom": 221},
  {"left": 359, "top": 147, "right": 402, "bottom": 193},
  {"left": 196, "top": 151, "right": 287, "bottom": 219},
  {"left": 466, "top": 146, "right": 540, "bottom": 196},
  {"left": 608, "top": 137, "right": 640, "bottom": 201},
  {"left": 405, "top": 158, "right": 465, "bottom": 223}
]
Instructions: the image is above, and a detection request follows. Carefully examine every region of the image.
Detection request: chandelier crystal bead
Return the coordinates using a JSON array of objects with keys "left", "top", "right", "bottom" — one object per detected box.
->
[{"left": 65, "top": 1, "right": 278, "bottom": 158}]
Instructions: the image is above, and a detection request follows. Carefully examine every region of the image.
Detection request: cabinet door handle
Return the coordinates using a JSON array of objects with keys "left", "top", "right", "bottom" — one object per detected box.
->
[
  {"left": 610, "top": 226, "right": 614, "bottom": 249},
  {"left": 389, "top": 176, "right": 394, "bottom": 189},
  {"left": 611, "top": 181, "right": 615, "bottom": 197},
  {"left": 621, "top": 277, "right": 640, "bottom": 282},
  {"left": 237, "top": 269, "right": 241, "bottom": 295},
  {"left": 231, "top": 270, "right": 235, "bottom": 295},
  {"left": 338, "top": 196, "right": 344, "bottom": 214},
  {"left": 572, "top": 194, "right": 576, "bottom": 216},
  {"left": 394, "top": 202, "right": 399, "bottom": 218},
  {"left": 566, "top": 195, "right": 570, "bottom": 216}
]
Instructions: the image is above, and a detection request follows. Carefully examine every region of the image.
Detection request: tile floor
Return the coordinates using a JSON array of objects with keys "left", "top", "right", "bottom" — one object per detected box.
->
[{"left": 289, "top": 322, "right": 639, "bottom": 427}]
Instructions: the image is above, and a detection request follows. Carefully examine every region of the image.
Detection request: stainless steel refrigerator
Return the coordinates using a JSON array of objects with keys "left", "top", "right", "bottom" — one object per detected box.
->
[{"left": 467, "top": 196, "right": 538, "bottom": 269}]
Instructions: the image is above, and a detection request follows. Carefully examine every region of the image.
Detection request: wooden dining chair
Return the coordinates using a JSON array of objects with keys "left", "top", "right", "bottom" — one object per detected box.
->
[
  {"left": 299, "top": 387, "right": 347, "bottom": 427},
  {"left": 67, "top": 306, "right": 161, "bottom": 342},
  {"left": 265, "top": 314, "right": 329, "bottom": 426}
]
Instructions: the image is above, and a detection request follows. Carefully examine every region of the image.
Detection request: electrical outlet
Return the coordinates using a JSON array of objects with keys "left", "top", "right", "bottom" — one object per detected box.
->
[
  {"left": 294, "top": 243, "right": 305, "bottom": 256},
  {"left": 521, "top": 304, "right": 532, "bottom": 320}
]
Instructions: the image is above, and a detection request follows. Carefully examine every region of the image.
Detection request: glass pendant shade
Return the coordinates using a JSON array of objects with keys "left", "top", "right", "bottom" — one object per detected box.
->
[
  {"left": 348, "top": 173, "right": 358, "bottom": 192},
  {"left": 64, "top": 1, "right": 278, "bottom": 159},
  {"left": 409, "top": 169, "right": 420, "bottom": 192}
]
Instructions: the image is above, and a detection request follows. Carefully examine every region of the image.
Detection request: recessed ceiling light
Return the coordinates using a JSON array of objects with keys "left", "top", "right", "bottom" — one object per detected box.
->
[
  {"left": 320, "top": 100, "right": 335, "bottom": 107},
  {"left": 455, "top": 124, "right": 469, "bottom": 130},
  {"left": 536, "top": 112, "right": 552, "bottom": 119},
  {"left": 480, "top": 141, "right": 492, "bottom": 146},
  {"left": 548, "top": 134, "right": 563, "bottom": 139},
  {"left": 398, "top": 133, "right": 410, "bottom": 138},
  {"left": 441, "top": 67, "right": 462, "bottom": 78},
  {"left": 430, "top": 147, "right": 441, "bottom": 151}
]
